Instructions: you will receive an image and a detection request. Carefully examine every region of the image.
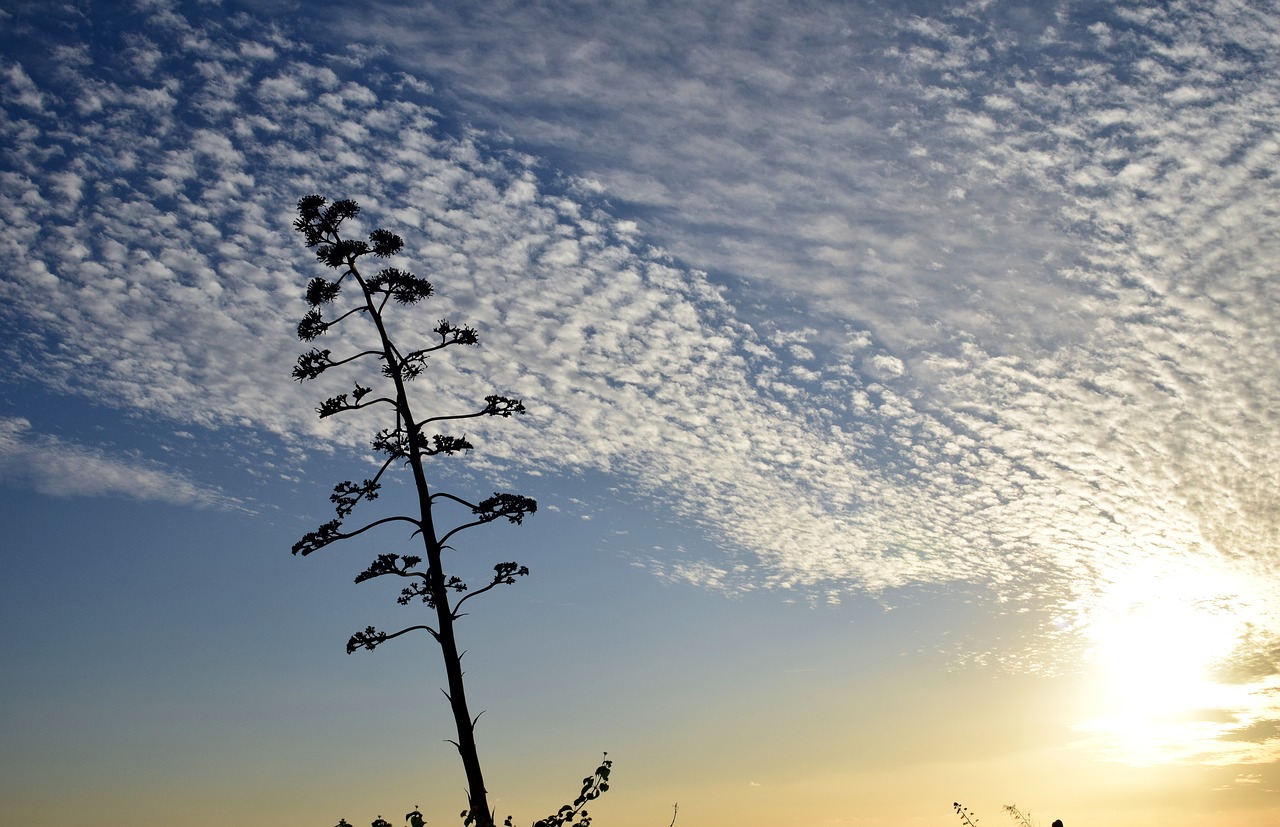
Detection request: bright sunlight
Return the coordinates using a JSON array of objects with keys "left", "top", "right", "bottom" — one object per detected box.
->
[{"left": 1072, "top": 560, "right": 1270, "bottom": 765}]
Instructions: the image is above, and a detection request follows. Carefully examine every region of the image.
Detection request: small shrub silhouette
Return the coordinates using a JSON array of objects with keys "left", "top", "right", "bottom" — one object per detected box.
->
[{"left": 954, "top": 801, "right": 1060, "bottom": 827}]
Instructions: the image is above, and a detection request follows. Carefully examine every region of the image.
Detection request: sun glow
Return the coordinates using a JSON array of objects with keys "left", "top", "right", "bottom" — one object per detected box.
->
[{"left": 1072, "top": 563, "right": 1261, "bottom": 765}]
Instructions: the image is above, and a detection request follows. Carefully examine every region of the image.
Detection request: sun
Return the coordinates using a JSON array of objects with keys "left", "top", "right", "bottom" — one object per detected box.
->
[
  {"left": 1072, "top": 564, "right": 1253, "bottom": 764},
  {"left": 1090, "top": 595, "right": 1236, "bottom": 716}
]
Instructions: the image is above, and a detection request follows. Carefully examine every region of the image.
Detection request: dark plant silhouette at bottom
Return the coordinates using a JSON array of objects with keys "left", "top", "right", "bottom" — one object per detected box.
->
[
  {"left": 331, "top": 754, "right": 611, "bottom": 827},
  {"left": 954, "top": 800, "right": 1063, "bottom": 827}
]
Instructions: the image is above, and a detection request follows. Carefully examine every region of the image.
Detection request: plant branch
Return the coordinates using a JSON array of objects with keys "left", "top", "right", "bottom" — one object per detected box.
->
[
  {"left": 453, "top": 562, "right": 529, "bottom": 615},
  {"left": 292, "top": 514, "right": 423, "bottom": 556},
  {"left": 346, "top": 623, "right": 440, "bottom": 653}
]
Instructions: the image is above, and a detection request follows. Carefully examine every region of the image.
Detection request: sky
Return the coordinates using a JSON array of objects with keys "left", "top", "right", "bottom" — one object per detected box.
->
[{"left": 1, "top": 0, "right": 1278, "bottom": 824}]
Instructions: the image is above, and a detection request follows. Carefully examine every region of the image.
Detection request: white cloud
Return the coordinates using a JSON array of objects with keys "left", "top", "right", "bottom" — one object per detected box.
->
[
  {"left": 2, "top": 2, "right": 1279, "bottom": 756},
  {"left": 0, "top": 417, "right": 237, "bottom": 507}
]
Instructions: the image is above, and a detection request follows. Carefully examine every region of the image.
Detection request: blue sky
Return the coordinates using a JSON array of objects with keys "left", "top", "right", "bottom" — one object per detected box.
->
[{"left": 2, "top": 0, "right": 1279, "bottom": 825}]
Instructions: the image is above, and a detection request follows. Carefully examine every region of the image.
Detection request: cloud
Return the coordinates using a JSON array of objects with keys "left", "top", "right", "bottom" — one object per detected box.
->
[
  {"left": 302, "top": 0, "right": 1280, "bottom": 641},
  {"left": 2, "top": 1, "right": 1279, "bottom": 759},
  {"left": 0, "top": 417, "right": 237, "bottom": 507},
  {"left": 2, "top": 61, "right": 46, "bottom": 112}
]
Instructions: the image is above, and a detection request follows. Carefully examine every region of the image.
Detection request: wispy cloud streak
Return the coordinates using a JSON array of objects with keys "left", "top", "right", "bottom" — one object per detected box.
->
[{"left": 0, "top": 417, "right": 235, "bottom": 507}]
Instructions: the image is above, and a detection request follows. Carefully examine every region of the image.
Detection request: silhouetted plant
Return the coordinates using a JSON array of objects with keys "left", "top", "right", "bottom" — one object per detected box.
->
[
  {"left": 290, "top": 196, "right": 606, "bottom": 827},
  {"left": 954, "top": 802, "right": 980, "bottom": 827},
  {"left": 954, "top": 801, "right": 1052, "bottom": 827},
  {"left": 529, "top": 753, "right": 610, "bottom": 827}
]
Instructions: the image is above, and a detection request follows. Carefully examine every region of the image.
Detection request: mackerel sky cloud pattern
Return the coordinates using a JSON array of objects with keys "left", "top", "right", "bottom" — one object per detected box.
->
[{"left": 2, "top": 0, "right": 1279, "bottom": 770}]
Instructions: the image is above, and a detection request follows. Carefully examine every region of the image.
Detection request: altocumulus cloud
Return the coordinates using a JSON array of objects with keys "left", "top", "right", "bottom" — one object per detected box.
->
[
  {"left": 3, "top": 0, "right": 1280, "bottom": 764},
  {"left": 335, "top": 0, "right": 1280, "bottom": 668}
]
